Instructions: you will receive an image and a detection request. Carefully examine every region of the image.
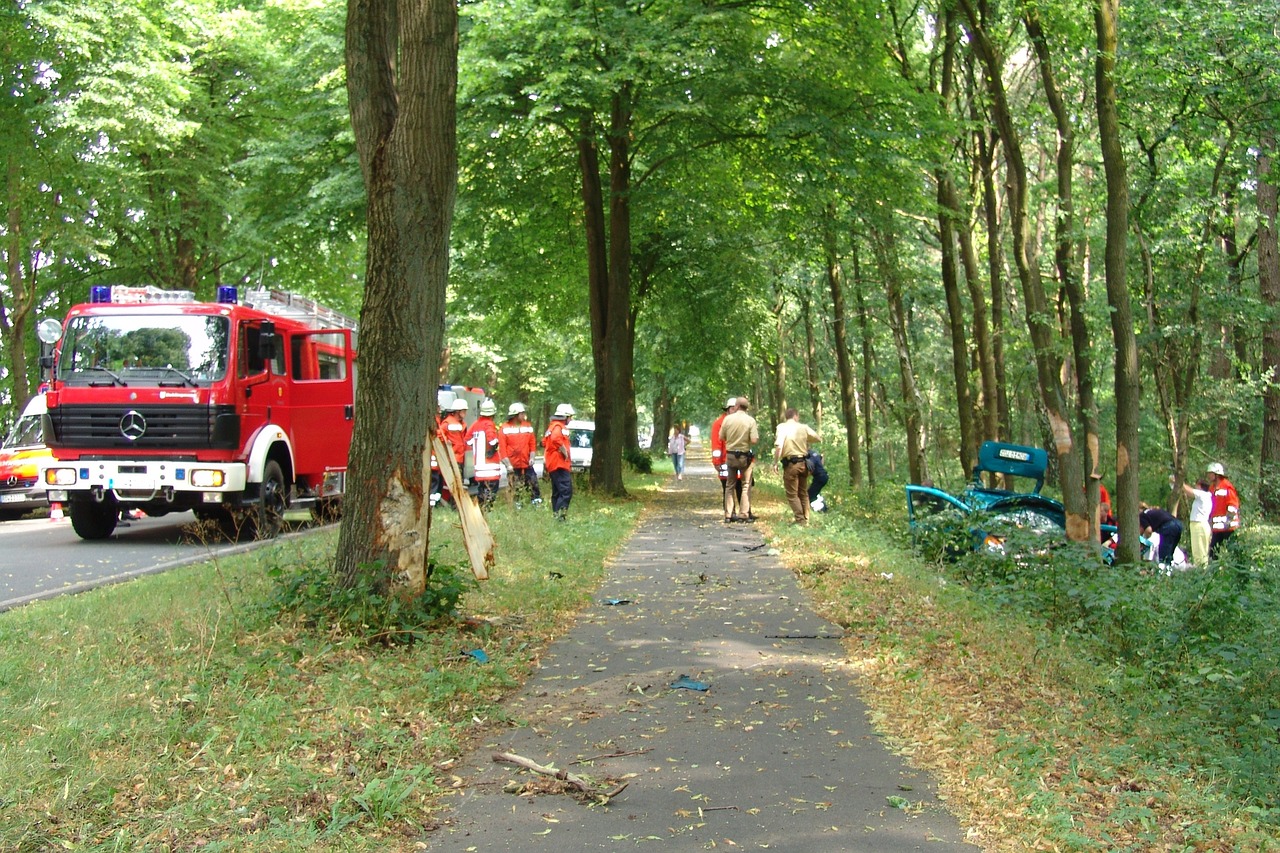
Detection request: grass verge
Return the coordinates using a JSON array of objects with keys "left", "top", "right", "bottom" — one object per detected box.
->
[
  {"left": 762, "top": 480, "right": 1280, "bottom": 852},
  {"left": 0, "top": 472, "right": 657, "bottom": 852}
]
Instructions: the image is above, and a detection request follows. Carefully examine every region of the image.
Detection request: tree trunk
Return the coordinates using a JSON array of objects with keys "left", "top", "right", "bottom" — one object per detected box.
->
[
  {"left": 825, "top": 213, "right": 861, "bottom": 485},
  {"left": 577, "top": 92, "right": 632, "bottom": 499},
  {"left": 1094, "top": 0, "right": 1141, "bottom": 563},
  {"left": 961, "top": 0, "right": 1085, "bottom": 538},
  {"left": 934, "top": 6, "right": 975, "bottom": 477},
  {"left": 1026, "top": 8, "right": 1101, "bottom": 540},
  {"left": 3, "top": 156, "right": 36, "bottom": 411},
  {"left": 853, "top": 246, "right": 874, "bottom": 486},
  {"left": 872, "top": 223, "right": 927, "bottom": 485},
  {"left": 800, "top": 292, "right": 823, "bottom": 429},
  {"left": 978, "top": 125, "right": 1010, "bottom": 440},
  {"left": 1258, "top": 129, "right": 1280, "bottom": 519},
  {"left": 337, "top": 0, "right": 457, "bottom": 592}
]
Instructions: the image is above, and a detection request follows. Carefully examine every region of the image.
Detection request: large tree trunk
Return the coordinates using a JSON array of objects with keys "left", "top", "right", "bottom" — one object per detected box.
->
[
  {"left": 1026, "top": 9, "right": 1102, "bottom": 539},
  {"left": 934, "top": 7, "right": 975, "bottom": 477},
  {"left": 962, "top": 0, "right": 1085, "bottom": 538},
  {"left": 1094, "top": 0, "right": 1141, "bottom": 563},
  {"left": 1259, "top": 129, "right": 1280, "bottom": 519},
  {"left": 337, "top": 0, "right": 457, "bottom": 592},
  {"left": 825, "top": 213, "right": 861, "bottom": 485},
  {"left": 577, "top": 90, "right": 632, "bottom": 499}
]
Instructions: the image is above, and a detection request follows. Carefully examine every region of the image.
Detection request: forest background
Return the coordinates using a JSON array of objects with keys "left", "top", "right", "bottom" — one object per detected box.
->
[{"left": 3, "top": 0, "right": 1279, "bottom": 542}]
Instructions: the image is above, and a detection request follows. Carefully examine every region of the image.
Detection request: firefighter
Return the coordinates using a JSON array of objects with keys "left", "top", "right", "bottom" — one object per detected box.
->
[
  {"left": 544, "top": 403, "right": 575, "bottom": 521},
  {"left": 499, "top": 402, "right": 542, "bottom": 507},
  {"left": 431, "top": 399, "right": 469, "bottom": 508},
  {"left": 1206, "top": 462, "right": 1241, "bottom": 559},
  {"left": 466, "top": 399, "right": 503, "bottom": 509},
  {"left": 709, "top": 397, "right": 738, "bottom": 507}
]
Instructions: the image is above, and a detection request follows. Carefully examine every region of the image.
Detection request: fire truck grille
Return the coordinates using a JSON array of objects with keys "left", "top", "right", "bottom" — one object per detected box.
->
[{"left": 48, "top": 404, "right": 240, "bottom": 450}]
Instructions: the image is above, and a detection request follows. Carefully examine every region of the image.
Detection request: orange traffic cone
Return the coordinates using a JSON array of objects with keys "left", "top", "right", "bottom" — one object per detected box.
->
[{"left": 49, "top": 501, "right": 65, "bottom": 521}]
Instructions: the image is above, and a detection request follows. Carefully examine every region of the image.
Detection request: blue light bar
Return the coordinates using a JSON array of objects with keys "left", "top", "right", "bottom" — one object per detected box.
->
[
  {"left": 216, "top": 286, "right": 238, "bottom": 304},
  {"left": 90, "top": 286, "right": 112, "bottom": 303}
]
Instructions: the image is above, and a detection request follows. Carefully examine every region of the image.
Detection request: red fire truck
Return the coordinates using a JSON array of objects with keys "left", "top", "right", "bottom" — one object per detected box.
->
[{"left": 40, "top": 285, "right": 357, "bottom": 540}]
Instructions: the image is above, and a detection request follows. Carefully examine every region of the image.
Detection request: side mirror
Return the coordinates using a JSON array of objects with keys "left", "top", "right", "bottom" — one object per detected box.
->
[{"left": 258, "top": 320, "right": 277, "bottom": 364}]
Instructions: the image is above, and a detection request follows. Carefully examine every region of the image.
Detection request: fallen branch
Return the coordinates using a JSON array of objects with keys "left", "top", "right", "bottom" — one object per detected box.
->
[{"left": 492, "top": 751, "right": 629, "bottom": 804}]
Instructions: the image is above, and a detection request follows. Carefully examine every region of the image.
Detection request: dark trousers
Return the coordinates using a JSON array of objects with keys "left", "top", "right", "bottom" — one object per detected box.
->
[
  {"left": 1210, "top": 529, "right": 1235, "bottom": 560},
  {"left": 513, "top": 466, "right": 541, "bottom": 502},
  {"left": 549, "top": 469, "right": 573, "bottom": 515},
  {"left": 1155, "top": 519, "right": 1183, "bottom": 563}
]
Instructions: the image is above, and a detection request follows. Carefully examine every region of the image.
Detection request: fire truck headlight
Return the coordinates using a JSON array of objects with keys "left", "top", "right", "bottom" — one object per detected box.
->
[
  {"left": 191, "top": 469, "right": 225, "bottom": 488},
  {"left": 44, "top": 467, "right": 77, "bottom": 486}
]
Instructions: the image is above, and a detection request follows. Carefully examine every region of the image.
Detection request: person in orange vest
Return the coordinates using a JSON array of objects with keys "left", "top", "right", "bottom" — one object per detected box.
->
[
  {"left": 709, "top": 397, "right": 739, "bottom": 505},
  {"left": 544, "top": 403, "right": 575, "bottom": 521},
  {"left": 431, "top": 399, "right": 469, "bottom": 508},
  {"left": 466, "top": 399, "right": 503, "bottom": 509},
  {"left": 1206, "top": 462, "right": 1241, "bottom": 559},
  {"left": 499, "top": 402, "right": 542, "bottom": 507}
]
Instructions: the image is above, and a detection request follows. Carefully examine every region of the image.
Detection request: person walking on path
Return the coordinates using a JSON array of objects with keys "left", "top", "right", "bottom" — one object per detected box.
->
[
  {"left": 718, "top": 396, "right": 759, "bottom": 522},
  {"left": 1179, "top": 478, "right": 1213, "bottom": 566},
  {"left": 499, "top": 402, "right": 542, "bottom": 507},
  {"left": 667, "top": 427, "right": 688, "bottom": 480},
  {"left": 773, "top": 407, "right": 820, "bottom": 525},
  {"left": 544, "top": 404, "right": 575, "bottom": 521},
  {"left": 1206, "top": 462, "right": 1241, "bottom": 559}
]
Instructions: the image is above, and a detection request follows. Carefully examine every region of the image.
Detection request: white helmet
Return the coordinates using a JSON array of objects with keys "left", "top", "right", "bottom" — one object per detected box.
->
[
  {"left": 553, "top": 403, "right": 576, "bottom": 419},
  {"left": 449, "top": 399, "right": 469, "bottom": 413},
  {"left": 725, "top": 396, "right": 738, "bottom": 409},
  {"left": 508, "top": 402, "right": 526, "bottom": 416},
  {"left": 479, "top": 399, "right": 497, "bottom": 416},
  {"left": 1207, "top": 462, "right": 1225, "bottom": 476}
]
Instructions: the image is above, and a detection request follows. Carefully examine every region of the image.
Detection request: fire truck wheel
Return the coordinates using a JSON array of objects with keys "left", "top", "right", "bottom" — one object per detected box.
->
[
  {"left": 69, "top": 498, "right": 120, "bottom": 540},
  {"left": 254, "top": 460, "right": 288, "bottom": 539}
]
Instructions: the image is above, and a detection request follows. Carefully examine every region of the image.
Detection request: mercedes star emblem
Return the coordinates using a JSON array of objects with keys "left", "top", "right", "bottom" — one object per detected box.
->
[{"left": 120, "top": 410, "right": 147, "bottom": 441}]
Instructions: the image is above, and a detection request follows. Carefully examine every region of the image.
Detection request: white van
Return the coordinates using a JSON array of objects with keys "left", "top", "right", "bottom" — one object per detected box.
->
[{"left": 567, "top": 419, "right": 594, "bottom": 471}]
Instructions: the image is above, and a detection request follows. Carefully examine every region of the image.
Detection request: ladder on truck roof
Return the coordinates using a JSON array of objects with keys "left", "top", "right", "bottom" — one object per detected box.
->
[{"left": 243, "top": 288, "right": 358, "bottom": 333}]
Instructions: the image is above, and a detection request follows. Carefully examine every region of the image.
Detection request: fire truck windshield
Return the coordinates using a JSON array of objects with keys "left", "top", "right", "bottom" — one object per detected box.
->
[{"left": 57, "top": 314, "right": 230, "bottom": 386}]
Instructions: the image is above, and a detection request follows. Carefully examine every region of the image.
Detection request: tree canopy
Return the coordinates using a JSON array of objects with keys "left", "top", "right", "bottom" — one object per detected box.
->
[{"left": 4, "top": 0, "right": 1279, "bottom": 529}]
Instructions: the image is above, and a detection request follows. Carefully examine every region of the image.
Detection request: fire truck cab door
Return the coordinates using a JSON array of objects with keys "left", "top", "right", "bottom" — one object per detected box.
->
[
  {"left": 287, "top": 329, "right": 354, "bottom": 478},
  {"left": 238, "top": 319, "right": 288, "bottom": 467}
]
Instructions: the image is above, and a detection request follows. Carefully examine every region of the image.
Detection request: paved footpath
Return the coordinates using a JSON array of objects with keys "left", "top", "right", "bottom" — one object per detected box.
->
[{"left": 428, "top": 465, "right": 980, "bottom": 851}]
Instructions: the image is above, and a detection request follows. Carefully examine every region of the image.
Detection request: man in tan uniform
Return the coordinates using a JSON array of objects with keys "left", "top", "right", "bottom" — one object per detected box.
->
[
  {"left": 773, "top": 407, "right": 820, "bottom": 525},
  {"left": 718, "top": 397, "right": 759, "bottom": 522}
]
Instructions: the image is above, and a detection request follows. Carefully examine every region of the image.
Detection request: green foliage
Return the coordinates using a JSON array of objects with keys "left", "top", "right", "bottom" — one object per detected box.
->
[
  {"left": 938, "top": 529, "right": 1280, "bottom": 819},
  {"left": 624, "top": 445, "right": 653, "bottom": 474},
  {"left": 267, "top": 556, "right": 477, "bottom": 644}
]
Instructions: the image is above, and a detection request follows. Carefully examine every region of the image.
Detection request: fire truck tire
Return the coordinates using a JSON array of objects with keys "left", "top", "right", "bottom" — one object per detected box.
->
[
  {"left": 69, "top": 498, "right": 120, "bottom": 540},
  {"left": 254, "top": 460, "right": 288, "bottom": 540}
]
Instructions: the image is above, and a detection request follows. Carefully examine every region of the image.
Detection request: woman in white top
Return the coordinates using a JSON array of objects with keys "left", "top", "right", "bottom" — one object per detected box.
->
[{"left": 1180, "top": 478, "right": 1213, "bottom": 566}]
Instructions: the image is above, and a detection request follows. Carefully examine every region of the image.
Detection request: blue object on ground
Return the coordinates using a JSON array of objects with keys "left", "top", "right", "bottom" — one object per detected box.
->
[
  {"left": 466, "top": 648, "right": 490, "bottom": 663},
  {"left": 670, "top": 675, "right": 709, "bottom": 692},
  {"left": 603, "top": 597, "right": 632, "bottom": 605}
]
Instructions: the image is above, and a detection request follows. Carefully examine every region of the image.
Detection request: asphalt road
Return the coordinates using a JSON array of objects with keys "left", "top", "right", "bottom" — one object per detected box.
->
[{"left": 0, "top": 510, "right": 305, "bottom": 611}]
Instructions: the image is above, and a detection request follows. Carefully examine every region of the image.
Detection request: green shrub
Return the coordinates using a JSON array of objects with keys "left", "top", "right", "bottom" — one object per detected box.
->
[
  {"left": 266, "top": 555, "right": 477, "bottom": 644},
  {"left": 624, "top": 445, "right": 653, "bottom": 474}
]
